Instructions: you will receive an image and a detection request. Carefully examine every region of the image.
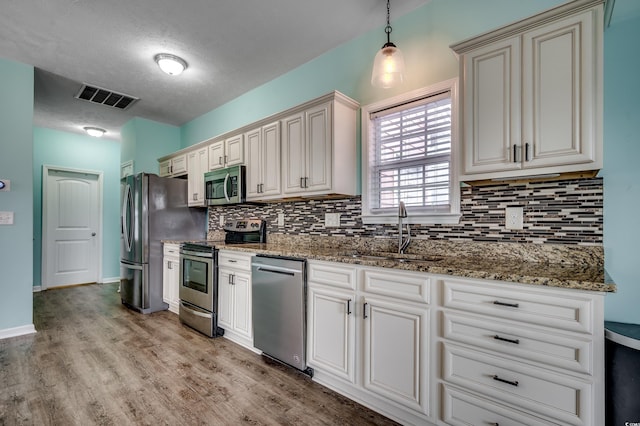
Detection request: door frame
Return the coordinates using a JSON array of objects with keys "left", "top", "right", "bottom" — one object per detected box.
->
[{"left": 41, "top": 165, "right": 104, "bottom": 290}]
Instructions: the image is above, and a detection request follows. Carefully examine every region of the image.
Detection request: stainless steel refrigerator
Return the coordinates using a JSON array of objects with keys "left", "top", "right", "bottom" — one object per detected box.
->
[{"left": 120, "top": 173, "right": 207, "bottom": 313}]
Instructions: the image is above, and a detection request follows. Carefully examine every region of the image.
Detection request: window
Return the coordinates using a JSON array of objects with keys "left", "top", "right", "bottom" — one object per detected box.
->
[{"left": 361, "top": 79, "right": 460, "bottom": 224}]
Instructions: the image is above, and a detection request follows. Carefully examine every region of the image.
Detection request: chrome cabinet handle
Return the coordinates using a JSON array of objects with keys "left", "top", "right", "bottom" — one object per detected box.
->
[
  {"left": 300, "top": 177, "right": 304, "bottom": 188},
  {"left": 304, "top": 177, "right": 308, "bottom": 188},
  {"left": 493, "top": 300, "right": 519, "bottom": 308},
  {"left": 218, "top": 156, "right": 222, "bottom": 165},
  {"left": 525, "top": 142, "right": 530, "bottom": 162},
  {"left": 363, "top": 302, "right": 368, "bottom": 319},
  {"left": 513, "top": 144, "right": 518, "bottom": 163},
  {"left": 224, "top": 155, "right": 228, "bottom": 164},
  {"left": 167, "top": 261, "right": 172, "bottom": 270},
  {"left": 228, "top": 259, "right": 237, "bottom": 263},
  {"left": 492, "top": 375, "right": 519, "bottom": 387},
  {"left": 346, "top": 299, "right": 352, "bottom": 315},
  {"left": 493, "top": 335, "right": 520, "bottom": 345}
]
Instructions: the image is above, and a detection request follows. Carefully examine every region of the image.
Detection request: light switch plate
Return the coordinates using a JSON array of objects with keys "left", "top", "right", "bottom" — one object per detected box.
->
[
  {"left": 505, "top": 207, "right": 523, "bottom": 230},
  {"left": 325, "top": 213, "right": 341, "bottom": 227},
  {"left": 219, "top": 214, "right": 225, "bottom": 227},
  {"left": 0, "top": 211, "right": 14, "bottom": 225},
  {"left": 277, "top": 213, "right": 285, "bottom": 227}
]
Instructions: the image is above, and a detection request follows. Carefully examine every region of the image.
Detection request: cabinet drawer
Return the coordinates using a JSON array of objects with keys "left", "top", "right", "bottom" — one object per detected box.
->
[
  {"left": 163, "top": 243, "right": 179, "bottom": 257},
  {"left": 442, "top": 385, "right": 555, "bottom": 426},
  {"left": 443, "top": 343, "right": 591, "bottom": 425},
  {"left": 362, "top": 268, "right": 430, "bottom": 304},
  {"left": 308, "top": 261, "right": 356, "bottom": 291},
  {"left": 218, "top": 251, "right": 254, "bottom": 271},
  {"left": 442, "top": 311, "right": 592, "bottom": 374},
  {"left": 442, "top": 278, "right": 594, "bottom": 334}
]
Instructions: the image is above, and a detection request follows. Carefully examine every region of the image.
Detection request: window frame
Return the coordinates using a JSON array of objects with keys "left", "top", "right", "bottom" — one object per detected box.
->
[{"left": 361, "top": 78, "right": 461, "bottom": 225}]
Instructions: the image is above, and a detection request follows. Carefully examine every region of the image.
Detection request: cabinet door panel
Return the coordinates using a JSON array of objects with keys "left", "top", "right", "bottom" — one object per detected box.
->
[
  {"left": 245, "top": 128, "right": 262, "bottom": 199},
  {"left": 523, "top": 10, "right": 596, "bottom": 168},
  {"left": 307, "top": 286, "right": 355, "bottom": 383},
  {"left": 218, "top": 269, "right": 233, "bottom": 330},
  {"left": 232, "top": 271, "right": 252, "bottom": 339},
  {"left": 306, "top": 103, "right": 332, "bottom": 191},
  {"left": 463, "top": 38, "right": 521, "bottom": 174},
  {"left": 261, "top": 122, "right": 281, "bottom": 196},
  {"left": 282, "top": 112, "right": 305, "bottom": 194},
  {"left": 225, "top": 134, "right": 244, "bottom": 166},
  {"left": 363, "top": 296, "right": 429, "bottom": 415},
  {"left": 208, "top": 141, "right": 225, "bottom": 170}
]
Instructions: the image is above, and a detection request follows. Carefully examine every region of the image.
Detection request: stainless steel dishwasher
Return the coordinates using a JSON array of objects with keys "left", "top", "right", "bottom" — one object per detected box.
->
[{"left": 251, "top": 255, "right": 312, "bottom": 375}]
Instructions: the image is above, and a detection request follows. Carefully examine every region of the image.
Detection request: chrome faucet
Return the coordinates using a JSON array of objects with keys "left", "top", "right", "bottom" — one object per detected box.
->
[{"left": 398, "top": 201, "right": 411, "bottom": 254}]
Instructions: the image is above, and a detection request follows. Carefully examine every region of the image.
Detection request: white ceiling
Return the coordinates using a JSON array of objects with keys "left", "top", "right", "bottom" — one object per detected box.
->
[{"left": 0, "top": 0, "right": 430, "bottom": 141}]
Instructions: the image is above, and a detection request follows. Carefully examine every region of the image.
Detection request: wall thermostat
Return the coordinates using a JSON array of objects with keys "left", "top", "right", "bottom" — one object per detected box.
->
[{"left": 0, "top": 180, "right": 9, "bottom": 191}]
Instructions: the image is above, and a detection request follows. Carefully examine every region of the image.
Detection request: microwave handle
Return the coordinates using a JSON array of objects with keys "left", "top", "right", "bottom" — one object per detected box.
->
[{"left": 223, "top": 173, "right": 231, "bottom": 202}]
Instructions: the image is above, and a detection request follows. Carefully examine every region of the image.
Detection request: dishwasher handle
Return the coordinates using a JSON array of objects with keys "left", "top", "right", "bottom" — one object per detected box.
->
[{"left": 254, "top": 266, "right": 296, "bottom": 276}]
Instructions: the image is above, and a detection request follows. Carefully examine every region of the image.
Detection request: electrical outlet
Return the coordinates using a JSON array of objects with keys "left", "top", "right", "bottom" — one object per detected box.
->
[
  {"left": 219, "top": 214, "right": 225, "bottom": 227},
  {"left": 505, "top": 207, "right": 523, "bottom": 230},
  {"left": 277, "top": 213, "right": 285, "bottom": 227},
  {"left": 325, "top": 213, "right": 341, "bottom": 227}
]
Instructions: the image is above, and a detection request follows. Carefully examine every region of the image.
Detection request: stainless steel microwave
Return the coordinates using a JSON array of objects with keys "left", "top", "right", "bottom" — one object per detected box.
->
[{"left": 204, "top": 165, "right": 246, "bottom": 206}]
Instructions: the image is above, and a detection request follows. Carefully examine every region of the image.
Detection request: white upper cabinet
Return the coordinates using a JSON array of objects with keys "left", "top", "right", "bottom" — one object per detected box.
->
[
  {"left": 453, "top": 0, "right": 603, "bottom": 181},
  {"left": 245, "top": 121, "right": 281, "bottom": 201},
  {"left": 282, "top": 95, "right": 358, "bottom": 198},
  {"left": 187, "top": 147, "right": 208, "bottom": 207},
  {"left": 208, "top": 134, "right": 244, "bottom": 171},
  {"left": 158, "top": 153, "right": 187, "bottom": 177}
]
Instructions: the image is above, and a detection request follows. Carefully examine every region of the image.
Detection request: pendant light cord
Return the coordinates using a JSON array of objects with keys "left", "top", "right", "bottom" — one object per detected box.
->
[{"left": 385, "top": 0, "right": 392, "bottom": 45}]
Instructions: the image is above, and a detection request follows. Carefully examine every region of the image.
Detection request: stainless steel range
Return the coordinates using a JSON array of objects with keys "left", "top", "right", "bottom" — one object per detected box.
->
[{"left": 178, "top": 219, "right": 266, "bottom": 337}]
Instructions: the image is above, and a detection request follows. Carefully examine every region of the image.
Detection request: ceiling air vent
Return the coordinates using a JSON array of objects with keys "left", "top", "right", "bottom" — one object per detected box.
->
[{"left": 75, "top": 84, "right": 138, "bottom": 110}]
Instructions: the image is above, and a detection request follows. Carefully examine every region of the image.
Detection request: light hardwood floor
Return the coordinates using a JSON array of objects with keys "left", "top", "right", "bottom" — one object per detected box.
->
[{"left": 0, "top": 283, "right": 398, "bottom": 425}]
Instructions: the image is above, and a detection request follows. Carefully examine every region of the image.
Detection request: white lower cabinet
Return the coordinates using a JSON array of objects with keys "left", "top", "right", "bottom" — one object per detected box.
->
[
  {"left": 362, "top": 295, "right": 429, "bottom": 415},
  {"left": 217, "top": 250, "right": 254, "bottom": 350},
  {"left": 439, "top": 277, "right": 605, "bottom": 426},
  {"left": 306, "top": 261, "right": 605, "bottom": 426},
  {"left": 307, "top": 260, "right": 434, "bottom": 425},
  {"left": 162, "top": 243, "right": 180, "bottom": 314}
]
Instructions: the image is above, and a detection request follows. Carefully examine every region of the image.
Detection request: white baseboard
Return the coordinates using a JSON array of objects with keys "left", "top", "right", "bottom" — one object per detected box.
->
[
  {"left": 0, "top": 324, "right": 36, "bottom": 340},
  {"left": 32, "top": 286, "right": 42, "bottom": 292},
  {"left": 100, "top": 277, "right": 120, "bottom": 284}
]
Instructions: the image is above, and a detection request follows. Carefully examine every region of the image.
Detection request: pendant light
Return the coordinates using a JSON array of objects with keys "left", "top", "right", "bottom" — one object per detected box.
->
[{"left": 371, "top": 0, "right": 405, "bottom": 89}]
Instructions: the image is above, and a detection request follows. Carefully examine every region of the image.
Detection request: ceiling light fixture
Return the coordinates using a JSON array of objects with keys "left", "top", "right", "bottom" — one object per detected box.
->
[
  {"left": 154, "top": 53, "right": 188, "bottom": 76},
  {"left": 84, "top": 127, "right": 106, "bottom": 137},
  {"left": 371, "top": 0, "right": 405, "bottom": 89}
]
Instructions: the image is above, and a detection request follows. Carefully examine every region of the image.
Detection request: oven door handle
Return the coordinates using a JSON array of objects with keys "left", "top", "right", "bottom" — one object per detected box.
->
[
  {"left": 223, "top": 172, "right": 231, "bottom": 202},
  {"left": 180, "top": 301, "right": 211, "bottom": 318}
]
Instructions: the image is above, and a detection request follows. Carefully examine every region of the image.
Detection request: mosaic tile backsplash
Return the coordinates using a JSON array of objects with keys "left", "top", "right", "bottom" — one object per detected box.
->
[{"left": 208, "top": 177, "right": 603, "bottom": 246}]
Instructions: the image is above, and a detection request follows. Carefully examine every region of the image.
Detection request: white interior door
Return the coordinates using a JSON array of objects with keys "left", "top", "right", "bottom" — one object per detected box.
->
[{"left": 43, "top": 167, "right": 102, "bottom": 289}]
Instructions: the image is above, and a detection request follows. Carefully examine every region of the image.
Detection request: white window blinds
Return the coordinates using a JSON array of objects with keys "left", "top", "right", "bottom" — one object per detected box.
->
[{"left": 369, "top": 91, "right": 452, "bottom": 211}]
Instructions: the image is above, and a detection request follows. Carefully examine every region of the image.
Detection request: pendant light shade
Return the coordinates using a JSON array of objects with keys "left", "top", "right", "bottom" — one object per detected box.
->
[{"left": 371, "top": 0, "right": 405, "bottom": 89}]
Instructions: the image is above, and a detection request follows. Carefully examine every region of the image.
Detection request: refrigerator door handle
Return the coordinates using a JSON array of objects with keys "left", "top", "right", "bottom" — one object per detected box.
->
[
  {"left": 122, "top": 183, "right": 133, "bottom": 252},
  {"left": 120, "top": 261, "right": 143, "bottom": 270},
  {"left": 223, "top": 172, "right": 231, "bottom": 202}
]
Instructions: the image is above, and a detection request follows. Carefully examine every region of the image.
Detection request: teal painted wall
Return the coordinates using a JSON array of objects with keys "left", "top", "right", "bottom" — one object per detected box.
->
[
  {"left": 181, "top": 0, "right": 563, "bottom": 147},
  {"left": 603, "top": 14, "right": 640, "bottom": 325},
  {"left": 32, "top": 127, "right": 121, "bottom": 286},
  {"left": 121, "top": 117, "right": 180, "bottom": 174},
  {"left": 0, "top": 58, "right": 34, "bottom": 331}
]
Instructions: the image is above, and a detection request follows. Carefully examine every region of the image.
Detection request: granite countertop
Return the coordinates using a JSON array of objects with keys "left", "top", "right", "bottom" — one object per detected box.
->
[{"left": 210, "top": 237, "right": 616, "bottom": 293}]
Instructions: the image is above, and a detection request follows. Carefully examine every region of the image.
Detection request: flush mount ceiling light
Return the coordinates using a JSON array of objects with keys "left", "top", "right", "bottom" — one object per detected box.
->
[
  {"left": 371, "top": 0, "right": 406, "bottom": 89},
  {"left": 154, "top": 53, "right": 188, "bottom": 76},
  {"left": 83, "top": 127, "right": 106, "bottom": 137}
]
